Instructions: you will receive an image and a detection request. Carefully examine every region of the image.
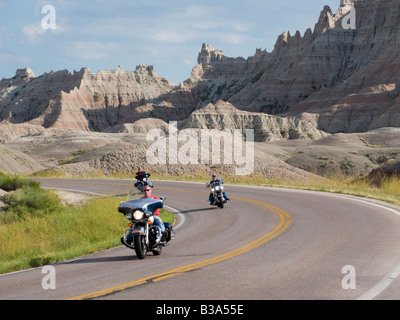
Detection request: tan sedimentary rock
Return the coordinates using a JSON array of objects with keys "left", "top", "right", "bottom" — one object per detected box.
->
[
  {"left": 0, "top": 65, "right": 177, "bottom": 140},
  {"left": 1, "top": 0, "right": 400, "bottom": 142},
  {"left": 180, "top": 100, "right": 328, "bottom": 142},
  {"left": 185, "top": 0, "right": 400, "bottom": 133}
]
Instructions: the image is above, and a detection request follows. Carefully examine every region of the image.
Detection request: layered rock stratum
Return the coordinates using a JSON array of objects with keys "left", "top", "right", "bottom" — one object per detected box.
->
[
  {"left": 0, "top": 0, "right": 399, "bottom": 180},
  {"left": 2, "top": 0, "right": 399, "bottom": 142},
  {"left": 186, "top": 0, "right": 400, "bottom": 133}
]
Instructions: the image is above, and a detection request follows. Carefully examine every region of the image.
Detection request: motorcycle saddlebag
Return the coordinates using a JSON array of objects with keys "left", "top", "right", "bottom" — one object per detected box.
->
[{"left": 163, "top": 222, "right": 175, "bottom": 241}]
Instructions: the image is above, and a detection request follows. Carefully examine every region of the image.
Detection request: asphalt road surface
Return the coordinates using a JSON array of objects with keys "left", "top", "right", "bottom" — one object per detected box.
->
[{"left": 1, "top": 178, "right": 400, "bottom": 300}]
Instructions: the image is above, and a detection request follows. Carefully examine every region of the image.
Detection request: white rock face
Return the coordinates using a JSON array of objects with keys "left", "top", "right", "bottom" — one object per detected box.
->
[
  {"left": 1, "top": 0, "right": 400, "bottom": 141},
  {"left": 185, "top": 0, "right": 400, "bottom": 133}
]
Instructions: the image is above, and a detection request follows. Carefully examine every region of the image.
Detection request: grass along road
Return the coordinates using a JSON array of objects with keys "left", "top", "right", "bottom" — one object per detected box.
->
[{"left": 0, "top": 174, "right": 175, "bottom": 274}]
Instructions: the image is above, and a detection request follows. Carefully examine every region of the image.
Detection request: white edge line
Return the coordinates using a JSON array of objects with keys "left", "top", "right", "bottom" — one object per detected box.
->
[
  {"left": 316, "top": 192, "right": 400, "bottom": 300},
  {"left": 283, "top": 189, "right": 400, "bottom": 300},
  {"left": 357, "top": 264, "right": 400, "bottom": 300},
  {"left": 164, "top": 205, "right": 185, "bottom": 231},
  {"left": 41, "top": 187, "right": 106, "bottom": 197}
]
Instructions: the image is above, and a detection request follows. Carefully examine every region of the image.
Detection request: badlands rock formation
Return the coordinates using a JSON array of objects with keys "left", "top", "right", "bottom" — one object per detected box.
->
[
  {"left": 180, "top": 100, "right": 328, "bottom": 141},
  {"left": 1, "top": 0, "right": 400, "bottom": 143},
  {"left": 0, "top": 65, "right": 182, "bottom": 140},
  {"left": 0, "top": 145, "right": 44, "bottom": 174},
  {"left": 185, "top": 0, "right": 400, "bottom": 133}
]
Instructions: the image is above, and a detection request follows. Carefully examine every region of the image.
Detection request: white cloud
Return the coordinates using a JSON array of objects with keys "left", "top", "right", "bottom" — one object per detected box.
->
[
  {"left": 22, "top": 23, "right": 46, "bottom": 45},
  {"left": 223, "top": 33, "right": 245, "bottom": 45},
  {"left": 0, "top": 52, "right": 15, "bottom": 62},
  {"left": 66, "top": 41, "right": 119, "bottom": 60},
  {"left": 0, "top": 52, "right": 30, "bottom": 65},
  {"left": 152, "top": 30, "right": 191, "bottom": 44},
  {"left": 79, "top": 4, "right": 249, "bottom": 44},
  {"left": 21, "top": 20, "right": 66, "bottom": 45}
]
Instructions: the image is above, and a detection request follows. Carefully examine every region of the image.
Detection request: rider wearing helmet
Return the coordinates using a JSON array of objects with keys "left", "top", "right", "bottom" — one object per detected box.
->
[{"left": 206, "top": 173, "right": 229, "bottom": 205}]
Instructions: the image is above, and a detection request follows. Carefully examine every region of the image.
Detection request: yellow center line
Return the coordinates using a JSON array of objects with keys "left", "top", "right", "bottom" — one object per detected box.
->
[{"left": 68, "top": 187, "right": 291, "bottom": 300}]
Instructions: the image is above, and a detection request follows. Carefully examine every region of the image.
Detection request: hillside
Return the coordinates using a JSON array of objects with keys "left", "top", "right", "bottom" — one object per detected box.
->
[
  {"left": 185, "top": 0, "right": 400, "bottom": 133},
  {"left": 0, "top": 0, "right": 399, "bottom": 180},
  {"left": 1, "top": 0, "right": 400, "bottom": 142}
]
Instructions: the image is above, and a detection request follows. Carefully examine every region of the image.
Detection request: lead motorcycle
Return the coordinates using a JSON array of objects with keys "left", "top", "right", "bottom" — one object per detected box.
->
[{"left": 119, "top": 186, "right": 174, "bottom": 259}]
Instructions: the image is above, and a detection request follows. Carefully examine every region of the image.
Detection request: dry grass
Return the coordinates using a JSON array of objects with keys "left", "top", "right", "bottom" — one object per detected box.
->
[
  {"left": 2, "top": 171, "right": 397, "bottom": 274},
  {"left": 31, "top": 167, "right": 400, "bottom": 206},
  {"left": 32, "top": 167, "right": 400, "bottom": 206},
  {"left": 148, "top": 172, "right": 400, "bottom": 207}
]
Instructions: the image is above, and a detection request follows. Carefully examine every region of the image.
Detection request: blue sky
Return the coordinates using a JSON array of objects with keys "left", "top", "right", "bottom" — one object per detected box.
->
[{"left": 0, "top": 0, "right": 340, "bottom": 84}]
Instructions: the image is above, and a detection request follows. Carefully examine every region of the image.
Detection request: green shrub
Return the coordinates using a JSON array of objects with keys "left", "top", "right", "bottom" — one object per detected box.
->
[
  {"left": 1, "top": 185, "right": 62, "bottom": 223},
  {"left": 0, "top": 172, "right": 39, "bottom": 191}
]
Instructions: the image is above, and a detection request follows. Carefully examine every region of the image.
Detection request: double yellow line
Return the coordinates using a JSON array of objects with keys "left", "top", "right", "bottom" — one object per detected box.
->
[{"left": 68, "top": 190, "right": 291, "bottom": 300}]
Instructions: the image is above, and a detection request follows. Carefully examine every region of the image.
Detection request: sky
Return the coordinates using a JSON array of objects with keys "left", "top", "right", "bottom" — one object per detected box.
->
[{"left": 0, "top": 0, "right": 341, "bottom": 84}]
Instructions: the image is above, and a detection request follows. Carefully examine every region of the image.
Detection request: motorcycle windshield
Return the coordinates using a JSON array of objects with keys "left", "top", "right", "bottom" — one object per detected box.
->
[
  {"left": 211, "top": 180, "right": 222, "bottom": 188},
  {"left": 118, "top": 197, "right": 164, "bottom": 215}
]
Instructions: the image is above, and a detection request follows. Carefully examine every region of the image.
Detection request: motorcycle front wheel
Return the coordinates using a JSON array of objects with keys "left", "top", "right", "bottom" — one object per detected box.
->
[
  {"left": 218, "top": 198, "right": 224, "bottom": 208},
  {"left": 134, "top": 235, "right": 147, "bottom": 259}
]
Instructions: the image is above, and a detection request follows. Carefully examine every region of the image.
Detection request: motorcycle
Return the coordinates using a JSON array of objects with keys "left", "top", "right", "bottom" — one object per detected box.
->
[
  {"left": 134, "top": 171, "right": 152, "bottom": 192},
  {"left": 118, "top": 186, "right": 174, "bottom": 259},
  {"left": 207, "top": 178, "right": 227, "bottom": 209}
]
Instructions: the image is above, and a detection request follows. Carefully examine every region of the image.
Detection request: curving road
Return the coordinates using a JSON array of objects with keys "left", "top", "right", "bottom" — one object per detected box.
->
[{"left": 1, "top": 178, "right": 400, "bottom": 300}]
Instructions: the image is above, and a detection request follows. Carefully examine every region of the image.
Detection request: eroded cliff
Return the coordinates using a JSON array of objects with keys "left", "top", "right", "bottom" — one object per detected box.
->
[{"left": 1, "top": 0, "right": 400, "bottom": 142}]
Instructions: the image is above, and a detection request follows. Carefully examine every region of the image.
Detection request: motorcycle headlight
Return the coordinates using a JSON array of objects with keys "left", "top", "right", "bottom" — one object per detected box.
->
[
  {"left": 133, "top": 210, "right": 144, "bottom": 221},
  {"left": 215, "top": 186, "right": 220, "bottom": 191},
  {"left": 211, "top": 188, "right": 215, "bottom": 192}
]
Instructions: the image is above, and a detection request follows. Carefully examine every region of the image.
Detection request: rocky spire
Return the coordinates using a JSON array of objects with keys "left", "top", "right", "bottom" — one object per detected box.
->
[
  {"left": 15, "top": 67, "right": 35, "bottom": 79},
  {"left": 197, "top": 43, "right": 226, "bottom": 65},
  {"left": 313, "top": 5, "right": 335, "bottom": 35}
]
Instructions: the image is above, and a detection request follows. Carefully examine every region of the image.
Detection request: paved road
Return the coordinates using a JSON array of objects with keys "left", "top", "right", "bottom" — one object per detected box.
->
[{"left": 1, "top": 179, "right": 400, "bottom": 300}]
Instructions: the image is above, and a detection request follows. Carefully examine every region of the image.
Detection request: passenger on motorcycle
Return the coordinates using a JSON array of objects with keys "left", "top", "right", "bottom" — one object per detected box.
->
[
  {"left": 206, "top": 174, "right": 230, "bottom": 205},
  {"left": 134, "top": 169, "right": 153, "bottom": 192}
]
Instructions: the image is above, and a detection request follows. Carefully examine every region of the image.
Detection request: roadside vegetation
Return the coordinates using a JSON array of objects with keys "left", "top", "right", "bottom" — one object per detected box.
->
[
  {"left": 1, "top": 169, "right": 398, "bottom": 275},
  {"left": 0, "top": 172, "right": 175, "bottom": 274},
  {"left": 145, "top": 171, "right": 400, "bottom": 207},
  {"left": 32, "top": 168, "right": 400, "bottom": 206}
]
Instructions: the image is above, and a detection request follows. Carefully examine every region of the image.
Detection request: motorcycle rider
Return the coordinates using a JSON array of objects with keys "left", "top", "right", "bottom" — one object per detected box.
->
[
  {"left": 134, "top": 168, "right": 153, "bottom": 191},
  {"left": 122, "top": 177, "right": 165, "bottom": 247},
  {"left": 141, "top": 185, "right": 165, "bottom": 244},
  {"left": 206, "top": 173, "right": 230, "bottom": 205}
]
